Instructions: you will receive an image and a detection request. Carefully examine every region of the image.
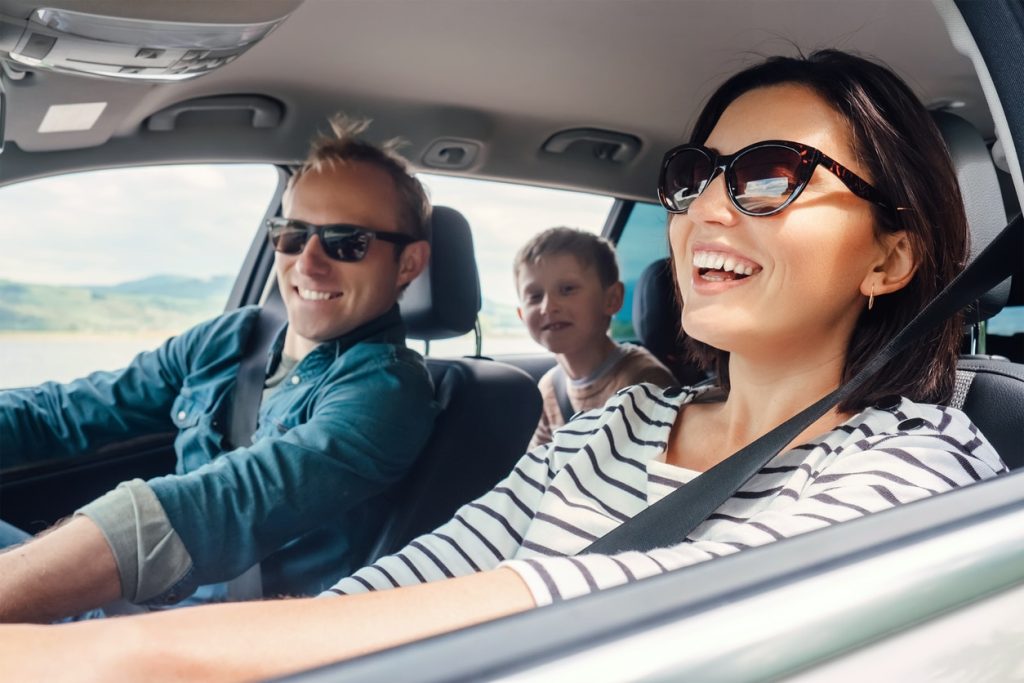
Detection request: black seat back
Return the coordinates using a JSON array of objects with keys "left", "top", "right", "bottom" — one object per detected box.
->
[
  {"left": 935, "top": 111, "right": 1023, "bottom": 470},
  {"left": 362, "top": 206, "right": 541, "bottom": 561},
  {"left": 954, "top": 358, "right": 1024, "bottom": 469},
  {"left": 632, "top": 258, "right": 707, "bottom": 386}
]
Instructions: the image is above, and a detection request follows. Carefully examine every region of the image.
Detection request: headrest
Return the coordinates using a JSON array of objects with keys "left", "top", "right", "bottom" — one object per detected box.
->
[
  {"left": 401, "top": 205, "right": 482, "bottom": 341},
  {"left": 632, "top": 258, "right": 679, "bottom": 360},
  {"left": 631, "top": 258, "right": 706, "bottom": 386},
  {"left": 932, "top": 110, "right": 1011, "bottom": 320}
]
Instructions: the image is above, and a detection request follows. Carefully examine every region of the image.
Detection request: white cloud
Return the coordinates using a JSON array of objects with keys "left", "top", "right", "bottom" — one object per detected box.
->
[
  {"left": 0, "top": 165, "right": 278, "bottom": 285},
  {"left": 0, "top": 166, "right": 614, "bottom": 311}
]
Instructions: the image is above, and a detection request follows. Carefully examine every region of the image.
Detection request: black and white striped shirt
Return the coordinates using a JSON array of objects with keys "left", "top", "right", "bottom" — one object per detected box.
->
[{"left": 327, "top": 384, "right": 1007, "bottom": 606}]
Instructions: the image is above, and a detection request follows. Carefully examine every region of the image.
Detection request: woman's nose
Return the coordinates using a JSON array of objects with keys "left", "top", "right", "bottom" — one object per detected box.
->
[{"left": 685, "top": 173, "right": 739, "bottom": 227}]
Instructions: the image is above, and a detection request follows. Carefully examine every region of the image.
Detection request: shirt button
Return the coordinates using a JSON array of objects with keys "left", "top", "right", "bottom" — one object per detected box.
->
[
  {"left": 897, "top": 417, "right": 926, "bottom": 430},
  {"left": 291, "top": 375, "right": 300, "bottom": 385},
  {"left": 177, "top": 410, "right": 187, "bottom": 421},
  {"left": 874, "top": 394, "right": 902, "bottom": 411},
  {"left": 663, "top": 386, "right": 683, "bottom": 398}
]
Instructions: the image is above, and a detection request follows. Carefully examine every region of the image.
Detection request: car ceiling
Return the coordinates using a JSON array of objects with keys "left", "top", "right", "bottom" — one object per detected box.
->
[{"left": 0, "top": 0, "right": 993, "bottom": 202}]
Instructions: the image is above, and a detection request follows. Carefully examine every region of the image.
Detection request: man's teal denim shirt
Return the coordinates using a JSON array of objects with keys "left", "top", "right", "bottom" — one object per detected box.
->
[{"left": 0, "top": 304, "right": 438, "bottom": 600}]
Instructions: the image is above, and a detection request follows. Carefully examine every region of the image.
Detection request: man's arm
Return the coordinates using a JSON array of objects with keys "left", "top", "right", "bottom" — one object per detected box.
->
[
  {"left": 0, "top": 516, "right": 120, "bottom": 623},
  {"left": 0, "top": 568, "right": 535, "bottom": 683},
  {"left": 0, "top": 314, "right": 209, "bottom": 467},
  {"left": 144, "top": 353, "right": 438, "bottom": 594}
]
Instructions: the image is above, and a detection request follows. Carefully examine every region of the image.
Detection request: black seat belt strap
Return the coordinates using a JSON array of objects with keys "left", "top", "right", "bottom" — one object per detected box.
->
[
  {"left": 228, "top": 306, "right": 284, "bottom": 449},
  {"left": 551, "top": 367, "right": 575, "bottom": 424},
  {"left": 584, "top": 213, "right": 1022, "bottom": 555},
  {"left": 224, "top": 303, "right": 285, "bottom": 600}
]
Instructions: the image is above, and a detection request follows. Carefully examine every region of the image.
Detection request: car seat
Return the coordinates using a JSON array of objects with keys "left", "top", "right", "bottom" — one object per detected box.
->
[
  {"left": 361, "top": 206, "right": 543, "bottom": 562},
  {"left": 934, "top": 111, "right": 1024, "bottom": 470},
  {"left": 632, "top": 257, "right": 708, "bottom": 387}
]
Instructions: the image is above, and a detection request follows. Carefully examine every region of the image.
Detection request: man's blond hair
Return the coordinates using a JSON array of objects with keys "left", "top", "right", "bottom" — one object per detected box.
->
[{"left": 286, "top": 114, "right": 432, "bottom": 243}]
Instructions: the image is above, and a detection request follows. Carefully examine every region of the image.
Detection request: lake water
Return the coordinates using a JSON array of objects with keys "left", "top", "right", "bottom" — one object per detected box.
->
[{"left": 0, "top": 333, "right": 176, "bottom": 388}]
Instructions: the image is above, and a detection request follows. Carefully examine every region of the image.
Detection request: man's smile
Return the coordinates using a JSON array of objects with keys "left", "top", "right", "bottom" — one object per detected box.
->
[{"left": 296, "top": 287, "right": 343, "bottom": 301}]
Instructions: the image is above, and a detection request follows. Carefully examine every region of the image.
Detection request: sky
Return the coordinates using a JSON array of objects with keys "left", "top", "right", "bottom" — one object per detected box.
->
[{"left": 0, "top": 164, "right": 612, "bottom": 308}]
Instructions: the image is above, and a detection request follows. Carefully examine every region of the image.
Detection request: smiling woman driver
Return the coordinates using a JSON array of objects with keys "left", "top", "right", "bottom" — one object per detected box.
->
[{"left": 0, "top": 50, "right": 1008, "bottom": 682}]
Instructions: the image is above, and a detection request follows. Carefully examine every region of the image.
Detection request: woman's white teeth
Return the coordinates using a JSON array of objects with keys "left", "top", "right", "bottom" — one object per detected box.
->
[
  {"left": 299, "top": 288, "right": 337, "bottom": 301},
  {"left": 693, "top": 251, "right": 756, "bottom": 275}
]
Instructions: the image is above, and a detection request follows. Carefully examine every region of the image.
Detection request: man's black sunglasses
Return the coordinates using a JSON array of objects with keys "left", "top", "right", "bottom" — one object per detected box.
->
[
  {"left": 658, "top": 139, "right": 893, "bottom": 217},
  {"left": 266, "top": 217, "right": 417, "bottom": 262}
]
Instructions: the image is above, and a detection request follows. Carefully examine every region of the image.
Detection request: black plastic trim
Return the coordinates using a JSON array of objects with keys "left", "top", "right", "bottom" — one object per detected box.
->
[
  {"left": 225, "top": 165, "right": 289, "bottom": 310},
  {"left": 955, "top": 0, "right": 1024, "bottom": 208},
  {"left": 601, "top": 198, "right": 633, "bottom": 244}
]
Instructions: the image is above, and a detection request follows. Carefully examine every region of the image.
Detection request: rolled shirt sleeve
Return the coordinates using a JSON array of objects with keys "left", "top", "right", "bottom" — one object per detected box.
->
[{"left": 76, "top": 479, "right": 192, "bottom": 603}]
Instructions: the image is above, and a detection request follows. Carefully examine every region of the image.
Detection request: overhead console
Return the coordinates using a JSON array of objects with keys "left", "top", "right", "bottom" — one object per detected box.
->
[{"left": 0, "top": 1, "right": 301, "bottom": 81}]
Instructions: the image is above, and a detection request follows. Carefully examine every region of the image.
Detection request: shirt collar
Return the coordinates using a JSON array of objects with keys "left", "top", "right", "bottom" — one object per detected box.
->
[{"left": 267, "top": 304, "right": 406, "bottom": 370}]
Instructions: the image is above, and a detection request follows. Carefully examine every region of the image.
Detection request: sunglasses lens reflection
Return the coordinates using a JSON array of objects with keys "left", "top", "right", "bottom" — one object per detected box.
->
[
  {"left": 323, "top": 230, "right": 372, "bottom": 262},
  {"left": 731, "top": 146, "right": 802, "bottom": 214},
  {"left": 661, "top": 144, "right": 805, "bottom": 215},
  {"left": 663, "top": 150, "right": 712, "bottom": 212},
  {"left": 268, "top": 221, "right": 373, "bottom": 262},
  {"left": 271, "top": 226, "right": 309, "bottom": 254}
]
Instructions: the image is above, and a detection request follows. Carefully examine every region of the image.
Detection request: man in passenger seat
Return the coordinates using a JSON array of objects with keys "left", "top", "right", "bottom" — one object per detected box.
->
[
  {"left": 0, "top": 116, "right": 439, "bottom": 623},
  {"left": 515, "top": 227, "right": 676, "bottom": 447}
]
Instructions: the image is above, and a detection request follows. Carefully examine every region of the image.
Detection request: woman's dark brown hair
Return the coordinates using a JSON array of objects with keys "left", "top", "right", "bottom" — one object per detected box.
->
[{"left": 680, "top": 49, "right": 969, "bottom": 411}]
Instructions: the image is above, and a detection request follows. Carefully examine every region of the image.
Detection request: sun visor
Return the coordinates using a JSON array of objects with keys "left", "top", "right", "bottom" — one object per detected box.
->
[{"left": 0, "top": 4, "right": 299, "bottom": 82}]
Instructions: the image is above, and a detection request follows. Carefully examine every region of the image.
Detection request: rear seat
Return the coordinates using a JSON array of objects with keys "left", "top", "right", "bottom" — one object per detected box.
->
[
  {"left": 632, "top": 257, "right": 708, "bottom": 386},
  {"left": 934, "top": 111, "right": 1024, "bottom": 470}
]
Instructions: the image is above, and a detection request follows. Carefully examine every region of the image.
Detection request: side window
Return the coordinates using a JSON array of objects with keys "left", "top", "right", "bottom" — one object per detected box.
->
[
  {"left": 986, "top": 305, "right": 1024, "bottom": 363},
  {"left": 0, "top": 164, "right": 281, "bottom": 389},
  {"left": 610, "top": 202, "right": 670, "bottom": 341},
  {"left": 416, "top": 174, "right": 614, "bottom": 356}
]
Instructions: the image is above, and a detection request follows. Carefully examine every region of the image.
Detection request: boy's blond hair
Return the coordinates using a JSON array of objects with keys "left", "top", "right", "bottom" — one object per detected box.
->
[
  {"left": 286, "top": 114, "right": 432, "bottom": 243},
  {"left": 513, "top": 227, "right": 619, "bottom": 288}
]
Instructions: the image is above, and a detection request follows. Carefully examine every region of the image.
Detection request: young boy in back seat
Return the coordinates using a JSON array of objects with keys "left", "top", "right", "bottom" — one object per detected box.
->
[{"left": 514, "top": 227, "right": 676, "bottom": 447}]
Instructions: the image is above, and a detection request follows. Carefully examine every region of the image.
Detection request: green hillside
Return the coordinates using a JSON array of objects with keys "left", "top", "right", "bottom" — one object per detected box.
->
[
  {"left": 0, "top": 274, "right": 636, "bottom": 339},
  {"left": 0, "top": 275, "right": 233, "bottom": 333}
]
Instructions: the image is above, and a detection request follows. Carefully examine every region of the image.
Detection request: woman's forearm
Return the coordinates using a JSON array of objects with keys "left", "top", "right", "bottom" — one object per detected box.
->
[{"left": 0, "top": 567, "right": 536, "bottom": 683}]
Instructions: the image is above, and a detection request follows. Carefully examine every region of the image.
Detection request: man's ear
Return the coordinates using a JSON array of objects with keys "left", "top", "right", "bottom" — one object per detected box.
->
[
  {"left": 861, "top": 231, "right": 917, "bottom": 298},
  {"left": 605, "top": 281, "right": 625, "bottom": 315},
  {"left": 396, "top": 241, "right": 430, "bottom": 290}
]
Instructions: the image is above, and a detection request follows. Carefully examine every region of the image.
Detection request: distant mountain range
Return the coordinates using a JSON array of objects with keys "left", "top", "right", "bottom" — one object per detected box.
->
[
  {"left": 0, "top": 275, "right": 235, "bottom": 333},
  {"left": 0, "top": 274, "right": 539, "bottom": 336}
]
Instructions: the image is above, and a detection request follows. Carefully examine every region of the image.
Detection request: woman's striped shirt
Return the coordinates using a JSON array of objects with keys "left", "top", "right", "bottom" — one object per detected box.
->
[{"left": 327, "top": 383, "right": 1007, "bottom": 606}]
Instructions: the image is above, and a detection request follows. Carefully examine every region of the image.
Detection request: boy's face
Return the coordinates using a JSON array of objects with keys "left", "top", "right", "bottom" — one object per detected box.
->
[{"left": 516, "top": 252, "right": 624, "bottom": 355}]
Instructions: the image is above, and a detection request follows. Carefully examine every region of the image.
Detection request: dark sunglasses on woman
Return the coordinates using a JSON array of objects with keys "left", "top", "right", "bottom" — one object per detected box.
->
[
  {"left": 266, "top": 217, "right": 418, "bottom": 262},
  {"left": 658, "top": 139, "right": 894, "bottom": 216}
]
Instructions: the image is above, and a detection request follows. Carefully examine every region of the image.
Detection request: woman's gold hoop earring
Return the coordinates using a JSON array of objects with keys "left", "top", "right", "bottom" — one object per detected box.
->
[{"left": 868, "top": 284, "right": 875, "bottom": 311}]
